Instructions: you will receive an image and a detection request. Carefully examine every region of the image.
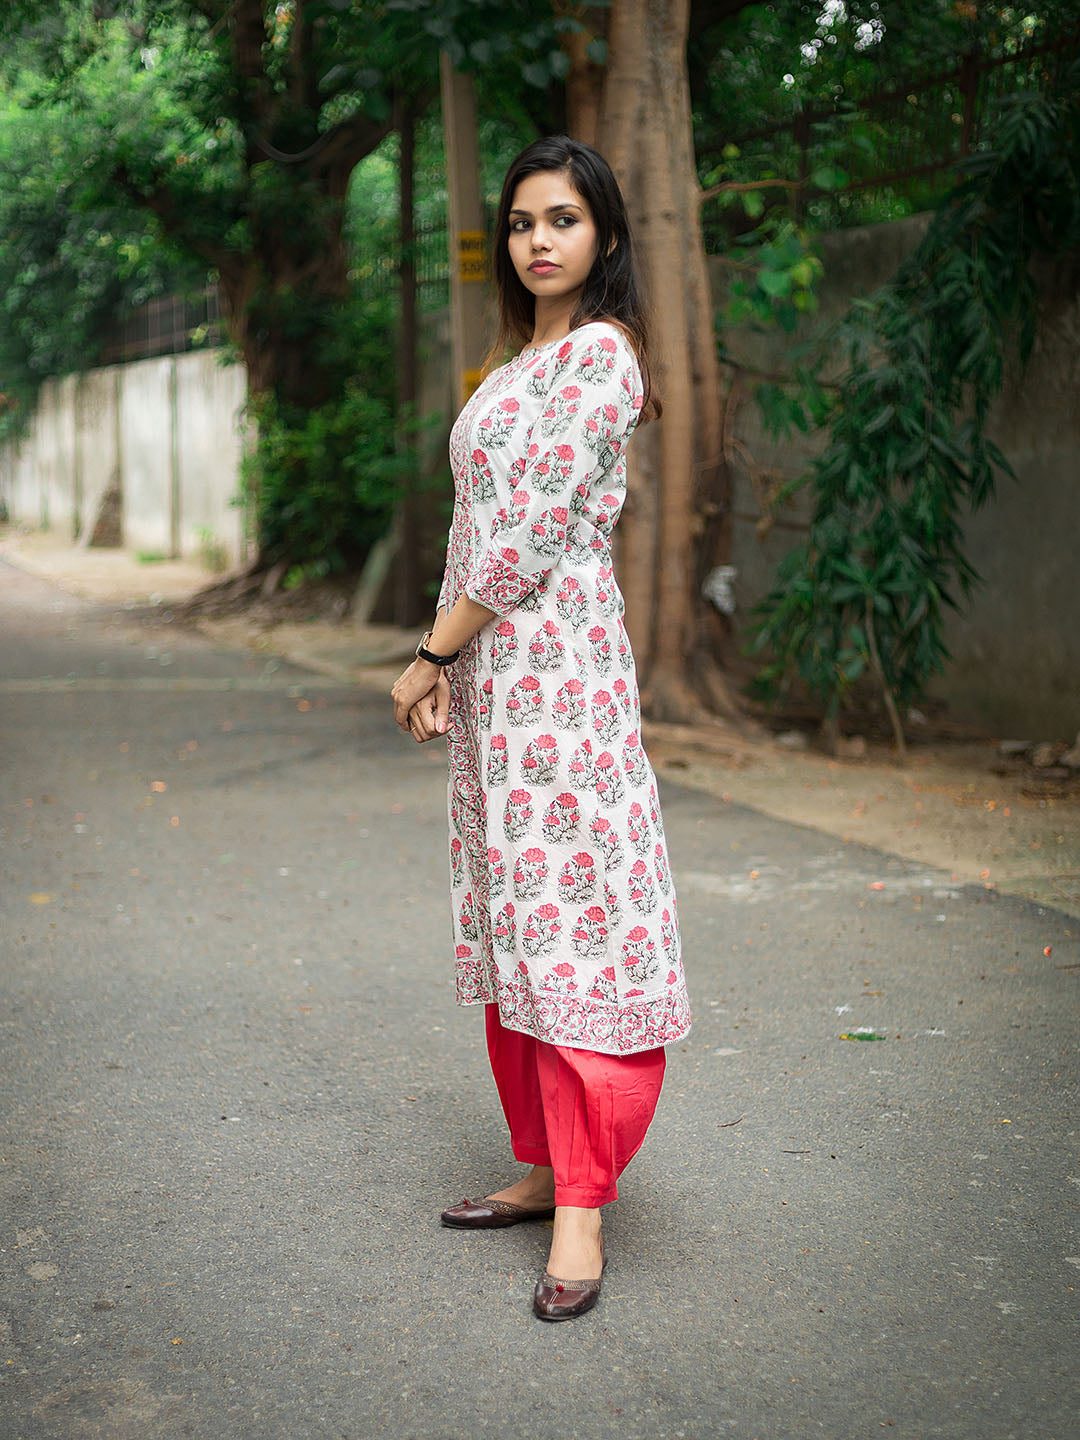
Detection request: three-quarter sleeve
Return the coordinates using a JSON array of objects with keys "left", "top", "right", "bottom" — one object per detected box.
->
[{"left": 462, "top": 326, "right": 642, "bottom": 618}]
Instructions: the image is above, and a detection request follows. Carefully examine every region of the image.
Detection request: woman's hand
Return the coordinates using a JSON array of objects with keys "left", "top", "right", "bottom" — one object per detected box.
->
[
  {"left": 392, "top": 659, "right": 449, "bottom": 737},
  {"left": 405, "top": 670, "right": 451, "bottom": 744}
]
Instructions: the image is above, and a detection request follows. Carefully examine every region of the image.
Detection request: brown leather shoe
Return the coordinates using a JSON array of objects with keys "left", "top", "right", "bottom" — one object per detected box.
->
[
  {"left": 440, "top": 1196, "right": 556, "bottom": 1229},
  {"left": 532, "top": 1238, "right": 606, "bottom": 1321}
]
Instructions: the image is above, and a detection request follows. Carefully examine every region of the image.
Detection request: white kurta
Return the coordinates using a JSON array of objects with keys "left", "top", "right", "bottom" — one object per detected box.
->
[{"left": 439, "top": 320, "right": 692, "bottom": 1056}]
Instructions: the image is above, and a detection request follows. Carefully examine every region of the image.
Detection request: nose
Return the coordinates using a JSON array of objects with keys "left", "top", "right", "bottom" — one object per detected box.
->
[{"left": 531, "top": 223, "right": 553, "bottom": 251}]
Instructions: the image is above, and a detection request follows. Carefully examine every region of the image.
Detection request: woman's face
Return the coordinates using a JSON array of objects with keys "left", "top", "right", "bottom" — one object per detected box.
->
[{"left": 507, "top": 169, "right": 600, "bottom": 307}]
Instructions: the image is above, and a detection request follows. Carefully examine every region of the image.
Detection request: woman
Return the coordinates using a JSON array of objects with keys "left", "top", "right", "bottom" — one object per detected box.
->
[{"left": 391, "top": 135, "right": 691, "bottom": 1321}]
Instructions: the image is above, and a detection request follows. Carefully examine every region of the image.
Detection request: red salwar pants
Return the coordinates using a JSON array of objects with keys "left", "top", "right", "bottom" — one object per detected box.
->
[{"left": 484, "top": 1003, "right": 667, "bottom": 1208}]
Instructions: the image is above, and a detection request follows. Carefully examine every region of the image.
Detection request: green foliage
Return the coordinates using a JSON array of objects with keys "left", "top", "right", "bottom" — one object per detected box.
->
[
  {"left": 713, "top": 210, "right": 825, "bottom": 336},
  {"left": 744, "top": 75, "right": 1080, "bottom": 735},
  {"left": 0, "top": 0, "right": 555, "bottom": 564},
  {"left": 241, "top": 291, "right": 407, "bottom": 573},
  {"left": 245, "top": 383, "right": 400, "bottom": 575},
  {"left": 692, "top": 0, "right": 1078, "bottom": 232},
  {"left": 0, "top": 85, "right": 201, "bottom": 442}
]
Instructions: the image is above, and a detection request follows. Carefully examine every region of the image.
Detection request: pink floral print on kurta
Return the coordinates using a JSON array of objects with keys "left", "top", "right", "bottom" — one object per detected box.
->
[{"left": 440, "top": 321, "right": 691, "bottom": 1056}]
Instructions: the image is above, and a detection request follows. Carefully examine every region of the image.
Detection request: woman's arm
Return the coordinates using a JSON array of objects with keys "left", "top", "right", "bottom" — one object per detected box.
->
[
  {"left": 390, "top": 594, "right": 496, "bottom": 737},
  {"left": 428, "top": 594, "right": 495, "bottom": 658}
]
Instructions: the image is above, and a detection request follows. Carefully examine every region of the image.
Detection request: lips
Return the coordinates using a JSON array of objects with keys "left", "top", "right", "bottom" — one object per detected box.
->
[{"left": 528, "top": 261, "right": 560, "bottom": 274}]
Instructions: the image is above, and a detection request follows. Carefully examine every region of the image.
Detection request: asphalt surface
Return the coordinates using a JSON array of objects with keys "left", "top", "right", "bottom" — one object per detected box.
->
[{"left": 1, "top": 557, "right": 1078, "bottom": 1440}]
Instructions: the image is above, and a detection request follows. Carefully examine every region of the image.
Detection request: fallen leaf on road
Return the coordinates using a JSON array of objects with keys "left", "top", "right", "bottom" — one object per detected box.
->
[
  {"left": 29, "top": 893, "right": 55, "bottom": 904},
  {"left": 151, "top": 781, "right": 167, "bottom": 792}
]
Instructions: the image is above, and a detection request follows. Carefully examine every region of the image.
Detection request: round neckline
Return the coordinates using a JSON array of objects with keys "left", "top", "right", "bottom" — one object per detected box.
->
[{"left": 518, "top": 333, "right": 569, "bottom": 360}]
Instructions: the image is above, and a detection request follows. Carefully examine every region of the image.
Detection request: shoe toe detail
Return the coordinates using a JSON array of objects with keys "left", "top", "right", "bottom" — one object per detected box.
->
[
  {"left": 440, "top": 1196, "right": 556, "bottom": 1229},
  {"left": 532, "top": 1272, "right": 603, "bottom": 1320}
]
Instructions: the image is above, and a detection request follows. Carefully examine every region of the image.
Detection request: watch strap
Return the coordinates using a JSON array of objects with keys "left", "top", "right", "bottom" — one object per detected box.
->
[{"left": 416, "top": 631, "right": 460, "bottom": 666}]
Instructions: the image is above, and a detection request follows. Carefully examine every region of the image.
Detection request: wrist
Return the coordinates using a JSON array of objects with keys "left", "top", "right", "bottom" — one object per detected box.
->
[{"left": 416, "top": 629, "right": 460, "bottom": 667}]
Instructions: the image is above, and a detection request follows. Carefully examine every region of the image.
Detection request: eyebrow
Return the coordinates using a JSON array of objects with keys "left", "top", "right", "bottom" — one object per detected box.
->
[{"left": 508, "top": 202, "right": 584, "bottom": 217}]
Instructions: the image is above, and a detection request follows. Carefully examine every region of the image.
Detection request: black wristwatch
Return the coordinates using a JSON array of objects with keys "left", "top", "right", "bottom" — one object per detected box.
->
[{"left": 415, "top": 631, "right": 460, "bottom": 667}]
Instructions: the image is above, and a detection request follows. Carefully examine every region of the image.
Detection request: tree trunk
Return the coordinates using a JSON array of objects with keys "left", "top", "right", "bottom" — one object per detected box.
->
[
  {"left": 597, "top": 0, "right": 744, "bottom": 724},
  {"left": 216, "top": 173, "right": 353, "bottom": 411},
  {"left": 393, "top": 93, "right": 422, "bottom": 627},
  {"left": 558, "top": 3, "right": 607, "bottom": 145}
]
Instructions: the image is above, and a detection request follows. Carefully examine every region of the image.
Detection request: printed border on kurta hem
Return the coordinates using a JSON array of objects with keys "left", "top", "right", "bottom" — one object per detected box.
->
[{"left": 455, "top": 967, "right": 692, "bottom": 1056}]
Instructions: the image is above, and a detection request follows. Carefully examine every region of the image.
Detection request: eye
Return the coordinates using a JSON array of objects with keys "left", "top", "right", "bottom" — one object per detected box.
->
[
  {"left": 510, "top": 219, "right": 530, "bottom": 232},
  {"left": 554, "top": 215, "right": 578, "bottom": 228}
]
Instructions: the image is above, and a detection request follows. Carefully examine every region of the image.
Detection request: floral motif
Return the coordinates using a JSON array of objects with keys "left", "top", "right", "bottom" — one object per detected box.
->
[
  {"left": 555, "top": 575, "right": 589, "bottom": 630},
  {"left": 591, "top": 689, "right": 620, "bottom": 743},
  {"left": 587, "top": 964, "right": 618, "bottom": 1004},
  {"left": 523, "top": 904, "right": 562, "bottom": 959},
  {"left": 622, "top": 730, "right": 649, "bottom": 788},
  {"left": 459, "top": 891, "right": 480, "bottom": 943},
  {"left": 552, "top": 677, "right": 586, "bottom": 731},
  {"left": 567, "top": 738, "right": 595, "bottom": 791},
  {"left": 571, "top": 906, "right": 609, "bottom": 960},
  {"left": 503, "top": 788, "right": 534, "bottom": 843},
  {"left": 587, "top": 623, "right": 613, "bottom": 676},
  {"left": 621, "top": 925, "right": 659, "bottom": 985},
  {"left": 595, "top": 568, "right": 621, "bottom": 619},
  {"left": 628, "top": 859, "right": 658, "bottom": 915},
  {"left": 493, "top": 902, "right": 517, "bottom": 954},
  {"left": 476, "top": 395, "right": 521, "bottom": 448},
  {"left": 557, "top": 851, "right": 597, "bottom": 904},
  {"left": 654, "top": 842, "right": 672, "bottom": 896},
  {"left": 541, "top": 791, "right": 581, "bottom": 844},
  {"left": 627, "top": 801, "right": 651, "bottom": 856},
  {"left": 488, "top": 846, "right": 506, "bottom": 897},
  {"left": 589, "top": 815, "right": 623, "bottom": 868},
  {"left": 539, "top": 384, "right": 582, "bottom": 439},
  {"left": 487, "top": 733, "right": 508, "bottom": 788},
  {"left": 513, "top": 846, "right": 549, "bottom": 901},
  {"left": 520, "top": 733, "right": 559, "bottom": 787},
  {"left": 528, "top": 620, "right": 566, "bottom": 673},
  {"left": 506, "top": 675, "right": 543, "bottom": 727},
  {"left": 491, "top": 619, "right": 518, "bottom": 674},
  {"left": 470, "top": 447, "right": 496, "bottom": 503},
  {"left": 594, "top": 750, "right": 625, "bottom": 807}
]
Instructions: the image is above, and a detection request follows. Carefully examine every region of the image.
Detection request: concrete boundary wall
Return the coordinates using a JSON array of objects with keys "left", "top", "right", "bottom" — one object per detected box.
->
[
  {"left": 718, "top": 216, "right": 1080, "bottom": 737},
  {"left": 0, "top": 348, "right": 250, "bottom": 567}
]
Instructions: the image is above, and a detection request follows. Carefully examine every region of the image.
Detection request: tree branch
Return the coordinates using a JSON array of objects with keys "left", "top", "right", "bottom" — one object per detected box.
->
[
  {"left": 700, "top": 176, "right": 801, "bottom": 205},
  {"left": 112, "top": 162, "right": 234, "bottom": 275},
  {"left": 308, "top": 83, "right": 437, "bottom": 176}
]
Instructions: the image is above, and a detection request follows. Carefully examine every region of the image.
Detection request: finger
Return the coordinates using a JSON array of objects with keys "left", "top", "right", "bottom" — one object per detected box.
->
[
  {"left": 411, "top": 698, "right": 436, "bottom": 742},
  {"left": 434, "top": 678, "right": 450, "bottom": 736}
]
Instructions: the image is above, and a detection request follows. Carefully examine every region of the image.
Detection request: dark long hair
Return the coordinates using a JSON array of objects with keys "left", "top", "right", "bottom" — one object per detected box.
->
[{"left": 489, "top": 135, "right": 660, "bottom": 422}]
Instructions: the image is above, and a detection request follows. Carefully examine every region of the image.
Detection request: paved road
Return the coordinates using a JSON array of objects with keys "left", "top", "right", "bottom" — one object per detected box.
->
[{"left": 2, "top": 558, "right": 1077, "bottom": 1440}]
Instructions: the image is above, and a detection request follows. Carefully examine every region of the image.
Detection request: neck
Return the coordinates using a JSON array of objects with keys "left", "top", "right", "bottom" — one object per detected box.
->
[{"left": 527, "top": 290, "right": 582, "bottom": 349}]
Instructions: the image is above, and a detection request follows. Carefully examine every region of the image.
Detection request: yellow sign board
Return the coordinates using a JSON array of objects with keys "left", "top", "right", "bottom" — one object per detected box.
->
[{"left": 458, "top": 230, "right": 487, "bottom": 284}]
